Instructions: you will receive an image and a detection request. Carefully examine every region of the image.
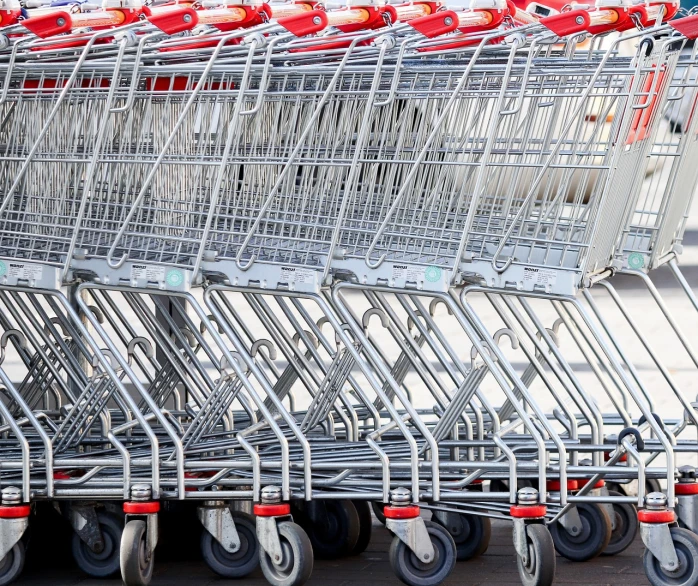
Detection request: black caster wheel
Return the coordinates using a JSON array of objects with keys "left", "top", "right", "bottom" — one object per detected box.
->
[
  {"left": 295, "top": 500, "right": 360, "bottom": 559},
  {"left": 644, "top": 527, "right": 698, "bottom": 586},
  {"left": 601, "top": 491, "right": 638, "bottom": 556},
  {"left": 0, "top": 541, "right": 25, "bottom": 586},
  {"left": 259, "top": 521, "right": 313, "bottom": 586},
  {"left": 120, "top": 519, "right": 154, "bottom": 586},
  {"left": 201, "top": 511, "right": 259, "bottom": 578},
  {"left": 646, "top": 479, "right": 663, "bottom": 496},
  {"left": 72, "top": 511, "right": 123, "bottom": 577},
  {"left": 431, "top": 512, "right": 491, "bottom": 561},
  {"left": 350, "top": 500, "right": 372, "bottom": 555},
  {"left": 605, "top": 482, "right": 627, "bottom": 496},
  {"left": 388, "top": 520, "right": 456, "bottom": 586},
  {"left": 550, "top": 502, "right": 611, "bottom": 561},
  {"left": 371, "top": 502, "right": 386, "bottom": 525},
  {"left": 517, "top": 524, "right": 555, "bottom": 586}
]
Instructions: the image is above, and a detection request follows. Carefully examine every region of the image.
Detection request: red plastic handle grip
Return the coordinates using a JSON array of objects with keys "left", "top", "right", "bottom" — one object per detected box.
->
[
  {"left": 670, "top": 14, "right": 698, "bottom": 39},
  {"left": 616, "top": 4, "right": 645, "bottom": 32},
  {"left": 22, "top": 10, "right": 72, "bottom": 38},
  {"left": 278, "top": 9, "right": 328, "bottom": 36},
  {"left": 585, "top": 7, "right": 630, "bottom": 34},
  {"left": 540, "top": 9, "right": 590, "bottom": 36},
  {"left": 148, "top": 6, "right": 198, "bottom": 34},
  {"left": 409, "top": 10, "right": 459, "bottom": 37}
]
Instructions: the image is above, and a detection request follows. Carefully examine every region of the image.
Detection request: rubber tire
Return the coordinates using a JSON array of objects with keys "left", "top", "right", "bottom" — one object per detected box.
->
[
  {"left": 0, "top": 542, "right": 25, "bottom": 586},
  {"left": 431, "top": 512, "right": 491, "bottom": 561},
  {"left": 120, "top": 520, "right": 154, "bottom": 586},
  {"left": 371, "top": 502, "right": 386, "bottom": 525},
  {"left": 350, "top": 501, "right": 373, "bottom": 556},
  {"left": 389, "top": 520, "right": 456, "bottom": 586},
  {"left": 299, "top": 500, "right": 360, "bottom": 559},
  {"left": 201, "top": 511, "right": 259, "bottom": 578},
  {"left": 550, "top": 502, "right": 612, "bottom": 561},
  {"left": 644, "top": 527, "right": 698, "bottom": 586},
  {"left": 646, "top": 479, "right": 662, "bottom": 495},
  {"left": 517, "top": 524, "right": 555, "bottom": 586},
  {"left": 601, "top": 491, "right": 638, "bottom": 556},
  {"left": 71, "top": 511, "right": 123, "bottom": 577},
  {"left": 259, "top": 521, "right": 313, "bottom": 586}
]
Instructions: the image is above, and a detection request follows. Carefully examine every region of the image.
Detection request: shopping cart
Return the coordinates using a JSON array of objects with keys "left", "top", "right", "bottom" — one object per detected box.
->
[{"left": 0, "top": 2, "right": 697, "bottom": 586}]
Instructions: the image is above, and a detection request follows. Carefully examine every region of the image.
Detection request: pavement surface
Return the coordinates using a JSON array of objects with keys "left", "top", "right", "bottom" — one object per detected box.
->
[{"left": 16, "top": 518, "right": 650, "bottom": 586}]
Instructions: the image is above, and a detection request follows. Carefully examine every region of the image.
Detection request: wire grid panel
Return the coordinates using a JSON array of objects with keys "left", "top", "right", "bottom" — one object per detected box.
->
[
  {"left": 619, "top": 50, "right": 698, "bottom": 270},
  {"left": 321, "top": 51, "right": 637, "bottom": 292},
  {"left": 0, "top": 65, "right": 133, "bottom": 275}
]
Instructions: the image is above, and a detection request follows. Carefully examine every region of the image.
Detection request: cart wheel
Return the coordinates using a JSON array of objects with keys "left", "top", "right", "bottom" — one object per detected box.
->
[
  {"left": 371, "top": 502, "right": 386, "bottom": 525},
  {"left": 646, "top": 479, "right": 662, "bottom": 496},
  {"left": 72, "top": 511, "right": 123, "bottom": 577},
  {"left": 201, "top": 511, "right": 259, "bottom": 578},
  {"left": 301, "top": 500, "right": 360, "bottom": 559},
  {"left": 259, "top": 521, "right": 313, "bottom": 586},
  {"left": 120, "top": 519, "right": 154, "bottom": 586},
  {"left": 517, "top": 524, "right": 555, "bottom": 586},
  {"left": 601, "top": 491, "right": 638, "bottom": 556},
  {"left": 389, "top": 520, "right": 456, "bottom": 586},
  {"left": 550, "top": 502, "right": 611, "bottom": 561},
  {"left": 605, "top": 482, "right": 627, "bottom": 496},
  {"left": 431, "top": 512, "right": 491, "bottom": 561},
  {"left": 350, "top": 501, "right": 372, "bottom": 555},
  {"left": 643, "top": 527, "right": 698, "bottom": 586},
  {"left": 0, "top": 541, "right": 25, "bottom": 586}
]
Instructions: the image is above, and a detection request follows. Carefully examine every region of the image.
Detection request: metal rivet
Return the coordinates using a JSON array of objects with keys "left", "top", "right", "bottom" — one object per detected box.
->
[
  {"left": 312, "top": 15, "right": 322, "bottom": 24},
  {"left": 182, "top": 13, "right": 192, "bottom": 22},
  {"left": 443, "top": 16, "right": 453, "bottom": 25},
  {"left": 575, "top": 16, "right": 584, "bottom": 24},
  {"left": 56, "top": 17, "right": 66, "bottom": 26}
]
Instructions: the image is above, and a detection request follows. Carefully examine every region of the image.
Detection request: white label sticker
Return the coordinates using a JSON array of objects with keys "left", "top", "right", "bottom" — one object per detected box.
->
[
  {"left": 392, "top": 264, "right": 426, "bottom": 282},
  {"left": 131, "top": 264, "right": 165, "bottom": 282},
  {"left": 7, "top": 262, "right": 43, "bottom": 281},
  {"left": 280, "top": 267, "right": 315, "bottom": 285},
  {"left": 523, "top": 267, "right": 557, "bottom": 287}
]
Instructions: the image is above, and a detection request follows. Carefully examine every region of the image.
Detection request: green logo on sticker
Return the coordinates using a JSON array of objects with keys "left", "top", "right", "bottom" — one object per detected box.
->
[
  {"left": 628, "top": 253, "right": 645, "bottom": 270},
  {"left": 166, "top": 270, "right": 184, "bottom": 287},
  {"left": 425, "top": 266, "right": 442, "bottom": 283},
  {"left": 0, "top": 261, "right": 6, "bottom": 278}
]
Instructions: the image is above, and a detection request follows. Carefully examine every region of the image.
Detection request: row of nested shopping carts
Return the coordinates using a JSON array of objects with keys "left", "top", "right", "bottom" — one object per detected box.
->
[{"left": 2, "top": 0, "right": 698, "bottom": 584}]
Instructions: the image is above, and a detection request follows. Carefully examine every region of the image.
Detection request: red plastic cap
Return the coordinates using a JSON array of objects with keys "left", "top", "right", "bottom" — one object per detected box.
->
[
  {"left": 0, "top": 505, "right": 30, "bottom": 519},
  {"left": 21, "top": 11, "right": 72, "bottom": 38},
  {"left": 638, "top": 509, "right": 676, "bottom": 524},
  {"left": 278, "top": 9, "right": 328, "bottom": 36},
  {"left": 540, "top": 9, "right": 590, "bottom": 36},
  {"left": 123, "top": 501, "right": 160, "bottom": 514},
  {"left": 253, "top": 503, "right": 291, "bottom": 517},
  {"left": 547, "top": 480, "right": 579, "bottom": 492},
  {"left": 384, "top": 505, "right": 421, "bottom": 519},
  {"left": 670, "top": 14, "right": 698, "bottom": 40},
  {"left": 510, "top": 505, "right": 547, "bottom": 519},
  {"left": 409, "top": 10, "right": 459, "bottom": 38},
  {"left": 676, "top": 482, "right": 698, "bottom": 495},
  {"left": 148, "top": 7, "right": 198, "bottom": 34}
]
